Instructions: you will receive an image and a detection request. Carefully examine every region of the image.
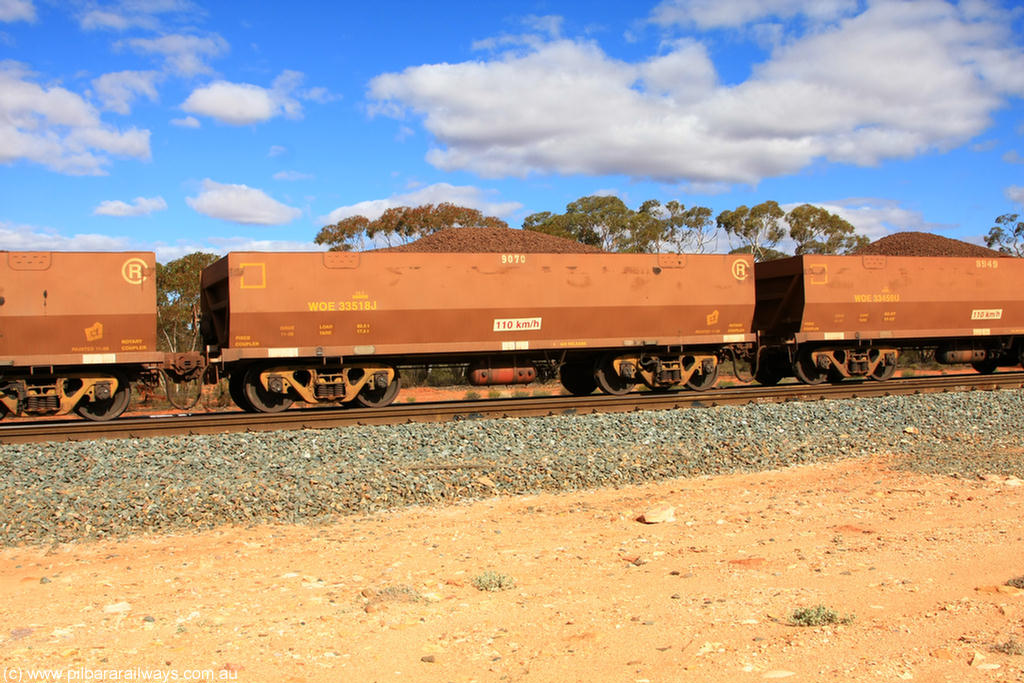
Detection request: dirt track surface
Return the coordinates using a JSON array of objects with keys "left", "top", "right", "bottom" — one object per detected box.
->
[{"left": 2, "top": 454, "right": 1023, "bottom": 682}]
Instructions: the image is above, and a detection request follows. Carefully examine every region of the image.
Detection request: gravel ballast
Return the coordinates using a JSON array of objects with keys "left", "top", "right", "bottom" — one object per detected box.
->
[{"left": 2, "top": 390, "right": 1022, "bottom": 546}]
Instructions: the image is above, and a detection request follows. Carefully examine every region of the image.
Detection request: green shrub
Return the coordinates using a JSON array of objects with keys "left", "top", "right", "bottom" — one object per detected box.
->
[
  {"left": 993, "top": 638, "right": 1024, "bottom": 656},
  {"left": 472, "top": 571, "right": 515, "bottom": 592},
  {"left": 788, "top": 605, "right": 854, "bottom": 627}
]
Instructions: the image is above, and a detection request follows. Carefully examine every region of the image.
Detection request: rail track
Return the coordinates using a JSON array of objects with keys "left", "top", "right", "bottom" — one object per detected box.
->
[{"left": 2, "top": 372, "right": 1022, "bottom": 445}]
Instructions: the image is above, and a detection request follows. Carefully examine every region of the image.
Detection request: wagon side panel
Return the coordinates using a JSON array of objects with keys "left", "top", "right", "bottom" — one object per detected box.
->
[
  {"left": 0, "top": 251, "right": 160, "bottom": 366},
  {"left": 211, "top": 251, "right": 757, "bottom": 360}
]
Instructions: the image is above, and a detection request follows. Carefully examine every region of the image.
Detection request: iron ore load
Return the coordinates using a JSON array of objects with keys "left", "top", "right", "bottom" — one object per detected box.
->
[{"left": 199, "top": 251, "right": 756, "bottom": 411}]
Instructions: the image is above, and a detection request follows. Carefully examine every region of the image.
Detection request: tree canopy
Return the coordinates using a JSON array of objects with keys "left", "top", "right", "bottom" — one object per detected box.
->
[
  {"left": 523, "top": 195, "right": 866, "bottom": 260},
  {"left": 315, "top": 203, "right": 508, "bottom": 251},
  {"left": 523, "top": 196, "right": 719, "bottom": 254},
  {"left": 985, "top": 213, "right": 1024, "bottom": 257},
  {"left": 786, "top": 203, "right": 868, "bottom": 255},
  {"left": 716, "top": 201, "right": 787, "bottom": 262},
  {"left": 157, "top": 252, "right": 220, "bottom": 352},
  {"left": 523, "top": 195, "right": 640, "bottom": 252},
  {"left": 651, "top": 200, "right": 718, "bottom": 254}
]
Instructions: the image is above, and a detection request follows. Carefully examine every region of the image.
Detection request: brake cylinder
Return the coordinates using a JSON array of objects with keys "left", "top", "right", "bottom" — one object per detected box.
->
[{"left": 467, "top": 359, "right": 537, "bottom": 385}]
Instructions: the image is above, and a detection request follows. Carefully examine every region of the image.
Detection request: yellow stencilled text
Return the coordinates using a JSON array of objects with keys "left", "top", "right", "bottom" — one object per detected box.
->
[
  {"left": 307, "top": 300, "right": 378, "bottom": 312},
  {"left": 854, "top": 293, "right": 901, "bottom": 303},
  {"left": 120, "top": 338, "right": 148, "bottom": 351}
]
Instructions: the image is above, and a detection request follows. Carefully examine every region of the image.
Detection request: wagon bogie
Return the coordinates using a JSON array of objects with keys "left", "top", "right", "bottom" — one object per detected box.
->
[
  {"left": 0, "top": 370, "right": 133, "bottom": 420},
  {"left": 790, "top": 346, "right": 898, "bottom": 384},
  {"left": 231, "top": 362, "right": 400, "bottom": 412}
]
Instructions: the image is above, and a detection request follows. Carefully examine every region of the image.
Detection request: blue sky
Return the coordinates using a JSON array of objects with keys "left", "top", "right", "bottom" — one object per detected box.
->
[{"left": 1, "top": 0, "right": 1023, "bottom": 262}]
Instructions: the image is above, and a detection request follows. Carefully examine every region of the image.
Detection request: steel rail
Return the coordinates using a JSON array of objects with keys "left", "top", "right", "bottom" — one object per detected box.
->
[{"left": 2, "top": 372, "right": 1022, "bottom": 445}]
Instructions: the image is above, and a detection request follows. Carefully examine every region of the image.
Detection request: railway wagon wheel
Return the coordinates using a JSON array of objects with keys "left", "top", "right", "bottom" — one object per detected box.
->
[
  {"left": 792, "top": 351, "right": 826, "bottom": 385},
  {"left": 870, "top": 361, "right": 896, "bottom": 381},
  {"left": 594, "top": 355, "right": 632, "bottom": 396},
  {"left": 753, "top": 350, "right": 787, "bottom": 386},
  {"left": 242, "top": 366, "right": 294, "bottom": 413},
  {"left": 75, "top": 374, "right": 131, "bottom": 422},
  {"left": 971, "top": 358, "right": 1000, "bottom": 375},
  {"left": 229, "top": 371, "right": 255, "bottom": 412},
  {"left": 353, "top": 371, "right": 402, "bottom": 408},
  {"left": 685, "top": 363, "right": 719, "bottom": 391},
  {"left": 559, "top": 362, "right": 597, "bottom": 396},
  {"left": 753, "top": 365, "right": 784, "bottom": 386}
]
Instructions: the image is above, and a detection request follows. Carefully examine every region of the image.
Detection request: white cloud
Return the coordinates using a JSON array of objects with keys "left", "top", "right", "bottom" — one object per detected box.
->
[
  {"left": 93, "top": 195, "right": 168, "bottom": 217},
  {"left": 1003, "top": 150, "right": 1024, "bottom": 164},
  {"left": 320, "top": 182, "right": 523, "bottom": 225},
  {"left": 812, "top": 198, "right": 949, "bottom": 241},
  {"left": 122, "top": 34, "right": 228, "bottom": 77},
  {"left": 170, "top": 115, "right": 200, "bottom": 128},
  {"left": 182, "top": 71, "right": 304, "bottom": 125},
  {"left": 471, "top": 14, "right": 563, "bottom": 52},
  {"left": 273, "top": 170, "right": 313, "bottom": 181},
  {"left": 186, "top": 179, "right": 302, "bottom": 225},
  {"left": 0, "top": 61, "right": 151, "bottom": 175},
  {"left": 268, "top": 145, "right": 287, "bottom": 157},
  {"left": 1007, "top": 186, "right": 1024, "bottom": 205},
  {"left": 301, "top": 86, "right": 341, "bottom": 104},
  {"left": 79, "top": 0, "right": 196, "bottom": 31},
  {"left": 183, "top": 82, "right": 276, "bottom": 125},
  {"left": 92, "top": 70, "right": 160, "bottom": 114},
  {"left": 206, "top": 236, "right": 321, "bottom": 252},
  {"left": 650, "top": 0, "right": 858, "bottom": 30},
  {"left": 368, "top": 2, "right": 1024, "bottom": 186},
  {"left": 81, "top": 9, "right": 146, "bottom": 31},
  {"left": 153, "top": 237, "right": 318, "bottom": 263},
  {"left": 0, "top": 0, "right": 34, "bottom": 22},
  {"left": 0, "top": 220, "right": 133, "bottom": 251}
]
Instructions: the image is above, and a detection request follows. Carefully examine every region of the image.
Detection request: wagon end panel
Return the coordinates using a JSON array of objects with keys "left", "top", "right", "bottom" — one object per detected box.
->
[
  {"left": 199, "top": 256, "right": 232, "bottom": 351},
  {"left": 753, "top": 256, "right": 806, "bottom": 340}
]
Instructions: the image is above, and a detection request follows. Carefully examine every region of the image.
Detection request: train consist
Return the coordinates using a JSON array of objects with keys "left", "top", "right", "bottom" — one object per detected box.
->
[{"left": 1, "top": 248, "right": 1022, "bottom": 421}]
